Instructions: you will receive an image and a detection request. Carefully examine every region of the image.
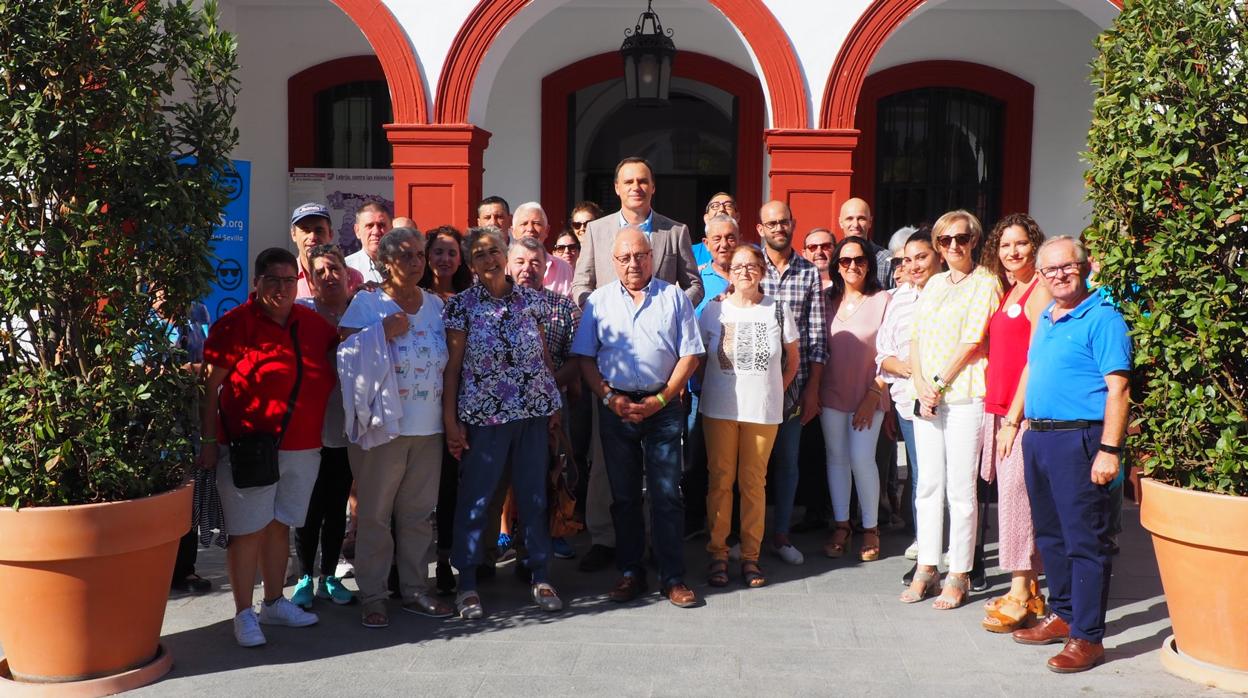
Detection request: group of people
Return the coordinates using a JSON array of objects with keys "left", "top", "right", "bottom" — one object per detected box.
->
[{"left": 185, "top": 155, "right": 1130, "bottom": 675}]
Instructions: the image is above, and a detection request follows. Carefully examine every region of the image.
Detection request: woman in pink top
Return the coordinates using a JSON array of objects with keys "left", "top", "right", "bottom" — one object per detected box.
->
[
  {"left": 818, "top": 236, "right": 891, "bottom": 562},
  {"left": 978, "top": 214, "right": 1052, "bottom": 633}
]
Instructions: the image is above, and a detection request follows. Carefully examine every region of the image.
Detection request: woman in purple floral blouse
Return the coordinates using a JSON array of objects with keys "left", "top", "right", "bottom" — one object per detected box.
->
[{"left": 442, "top": 226, "right": 564, "bottom": 620}]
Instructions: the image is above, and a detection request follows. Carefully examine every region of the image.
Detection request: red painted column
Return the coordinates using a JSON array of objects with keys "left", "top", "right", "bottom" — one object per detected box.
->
[
  {"left": 385, "top": 124, "right": 491, "bottom": 231},
  {"left": 764, "top": 129, "right": 860, "bottom": 249}
]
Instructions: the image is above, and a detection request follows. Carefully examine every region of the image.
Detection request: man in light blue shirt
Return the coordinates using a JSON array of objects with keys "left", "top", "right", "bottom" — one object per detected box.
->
[{"left": 571, "top": 228, "right": 704, "bottom": 608}]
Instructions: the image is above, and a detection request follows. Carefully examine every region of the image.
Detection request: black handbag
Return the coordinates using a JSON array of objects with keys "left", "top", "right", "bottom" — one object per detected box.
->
[{"left": 223, "top": 322, "right": 303, "bottom": 489}]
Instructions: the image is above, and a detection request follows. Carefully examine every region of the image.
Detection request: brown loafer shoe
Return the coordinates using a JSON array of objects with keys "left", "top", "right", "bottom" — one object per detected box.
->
[
  {"left": 1013, "top": 613, "right": 1071, "bottom": 645},
  {"left": 1047, "top": 638, "right": 1105, "bottom": 673},
  {"left": 608, "top": 575, "right": 647, "bottom": 603},
  {"left": 664, "top": 582, "right": 698, "bottom": 608}
]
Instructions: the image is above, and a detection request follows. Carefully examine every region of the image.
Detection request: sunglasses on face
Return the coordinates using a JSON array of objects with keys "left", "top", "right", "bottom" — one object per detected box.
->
[
  {"left": 936, "top": 233, "right": 974, "bottom": 249},
  {"left": 805, "top": 242, "right": 833, "bottom": 253},
  {"left": 553, "top": 243, "right": 581, "bottom": 253},
  {"left": 838, "top": 256, "right": 868, "bottom": 269},
  {"left": 570, "top": 220, "right": 590, "bottom": 229}
]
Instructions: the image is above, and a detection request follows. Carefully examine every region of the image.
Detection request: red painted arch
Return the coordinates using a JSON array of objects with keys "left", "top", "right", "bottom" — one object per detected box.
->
[
  {"left": 850, "top": 60, "right": 1035, "bottom": 218},
  {"left": 436, "top": 0, "right": 807, "bottom": 128},
  {"left": 820, "top": 0, "right": 1122, "bottom": 129},
  {"left": 540, "top": 51, "right": 765, "bottom": 238},
  {"left": 330, "top": 0, "right": 427, "bottom": 124}
]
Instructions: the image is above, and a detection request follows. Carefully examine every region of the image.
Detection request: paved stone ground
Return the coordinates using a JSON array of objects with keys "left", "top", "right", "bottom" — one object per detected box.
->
[{"left": 10, "top": 504, "right": 1227, "bottom": 696}]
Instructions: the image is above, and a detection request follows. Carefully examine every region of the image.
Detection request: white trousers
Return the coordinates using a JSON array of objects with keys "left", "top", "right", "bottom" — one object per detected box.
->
[
  {"left": 819, "top": 408, "right": 883, "bottom": 529},
  {"left": 912, "top": 399, "right": 983, "bottom": 573}
]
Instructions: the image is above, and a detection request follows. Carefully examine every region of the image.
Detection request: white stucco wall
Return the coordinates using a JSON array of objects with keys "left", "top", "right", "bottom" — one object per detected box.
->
[
  {"left": 222, "top": 1, "right": 375, "bottom": 259},
  {"left": 870, "top": 3, "right": 1105, "bottom": 237}
]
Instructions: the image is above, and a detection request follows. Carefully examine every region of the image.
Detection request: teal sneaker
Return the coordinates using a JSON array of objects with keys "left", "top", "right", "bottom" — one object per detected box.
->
[
  {"left": 317, "top": 575, "right": 355, "bottom": 605},
  {"left": 291, "top": 575, "right": 315, "bottom": 609}
]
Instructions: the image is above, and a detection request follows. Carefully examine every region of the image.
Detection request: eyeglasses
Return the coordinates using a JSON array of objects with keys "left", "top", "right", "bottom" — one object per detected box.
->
[
  {"left": 837, "top": 256, "right": 868, "bottom": 269},
  {"left": 805, "top": 242, "right": 833, "bottom": 253},
  {"left": 260, "top": 275, "right": 298, "bottom": 287},
  {"left": 729, "top": 263, "right": 762, "bottom": 275},
  {"left": 614, "top": 251, "right": 652, "bottom": 265},
  {"left": 553, "top": 243, "right": 581, "bottom": 253},
  {"left": 1038, "top": 262, "right": 1082, "bottom": 279},
  {"left": 936, "top": 233, "right": 974, "bottom": 249},
  {"left": 707, "top": 201, "right": 737, "bottom": 212},
  {"left": 761, "top": 218, "right": 792, "bottom": 231},
  {"left": 570, "top": 220, "right": 591, "bottom": 229}
]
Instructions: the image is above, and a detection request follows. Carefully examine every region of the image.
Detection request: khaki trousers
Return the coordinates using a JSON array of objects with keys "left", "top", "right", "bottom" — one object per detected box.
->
[
  {"left": 349, "top": 434, "right": 442, "bottom": 605},
  {"left": 703, "top": 417, "right": 778, "bottom": 563}
]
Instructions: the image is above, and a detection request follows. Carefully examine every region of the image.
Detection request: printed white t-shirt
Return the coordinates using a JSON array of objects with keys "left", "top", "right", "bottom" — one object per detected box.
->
[
  {"left": 697, "top": 296, "right": 798, "bottom": 425},
  {"left": 339, "top": 289, "right": 447, "bottom": 436}
]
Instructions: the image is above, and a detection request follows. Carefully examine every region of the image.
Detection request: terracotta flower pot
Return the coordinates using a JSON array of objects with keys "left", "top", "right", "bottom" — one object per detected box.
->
[
  {"left": 1140, "top": 478, "right": 1248, "bottom": 681},
  {"left": 0, "top": 483, "right": 191, "bottom": 686}
]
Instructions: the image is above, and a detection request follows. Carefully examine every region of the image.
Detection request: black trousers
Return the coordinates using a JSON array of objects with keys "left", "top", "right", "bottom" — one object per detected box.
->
[
  {"left": 295, "top": 446, "right": 353, "bottom": 578},
  {"left": 172, "top": 527, "right": 198, "bottom": 582}
]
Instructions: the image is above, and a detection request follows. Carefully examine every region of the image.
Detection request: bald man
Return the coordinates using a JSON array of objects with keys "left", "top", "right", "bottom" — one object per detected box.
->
[
  {"left": 571, "top": 228, "right": 705, "bottom": 608},
  {"left": 838, "top": 197, "right": 895, "bottom": 289}
]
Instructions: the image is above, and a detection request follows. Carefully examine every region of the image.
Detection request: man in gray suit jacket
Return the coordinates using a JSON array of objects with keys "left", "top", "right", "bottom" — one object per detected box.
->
[{"left": 570, "top": 157, "right": 703, "bottom": 308}]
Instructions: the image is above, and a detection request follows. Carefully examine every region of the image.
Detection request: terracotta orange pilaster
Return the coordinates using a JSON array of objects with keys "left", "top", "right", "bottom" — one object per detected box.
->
[
  {"left": 385, "top": 124, "right": 491, "bottom": 231},
  {"left": 765, "top": 129, "right": 859, "bottom": 248}
]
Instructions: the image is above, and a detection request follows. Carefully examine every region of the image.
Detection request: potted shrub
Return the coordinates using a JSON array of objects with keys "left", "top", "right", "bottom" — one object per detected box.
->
[
  {"left": 1084, "top": 0, "right": 1247, "bottom": 690},
  {"left": 0, "top": 0, "right": 237, "bottom": 692}
]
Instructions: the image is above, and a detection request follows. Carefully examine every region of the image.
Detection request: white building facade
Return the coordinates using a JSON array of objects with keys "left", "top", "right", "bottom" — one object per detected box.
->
[{"left": 218, "top": 0, "right": 1122, "bottom": 257}]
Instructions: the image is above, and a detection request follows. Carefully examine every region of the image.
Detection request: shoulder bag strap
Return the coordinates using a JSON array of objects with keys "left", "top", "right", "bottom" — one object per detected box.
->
[{"left": 276, "top": 321, "right": 303, "bottom": 447}]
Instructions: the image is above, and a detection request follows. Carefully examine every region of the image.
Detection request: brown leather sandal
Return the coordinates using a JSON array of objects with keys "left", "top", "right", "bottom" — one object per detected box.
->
[
  {"left": 982, "top": 579, "right": 1046, "bottom": 633},
  {"left": 823, "top": 522, "right": 852, "bottom": 558},
  {"left": 859, "top": 527, "right": 881, "bottom": 562},
  {"left": 707, "top": 559, "right": 729, "bottom": 587},
  {"left": 741, "top": 561, "right": 766, "bottom": 588}
]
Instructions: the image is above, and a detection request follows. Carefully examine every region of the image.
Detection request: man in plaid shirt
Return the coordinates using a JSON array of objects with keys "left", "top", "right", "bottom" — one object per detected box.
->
[{"left": 757, "top": 200, "right": 827, "bottom": 566}]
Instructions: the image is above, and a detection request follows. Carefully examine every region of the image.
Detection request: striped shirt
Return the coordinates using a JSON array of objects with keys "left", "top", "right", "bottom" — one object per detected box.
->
[{"left": 761, "top": 249, "right": 827, "bottom": 413}]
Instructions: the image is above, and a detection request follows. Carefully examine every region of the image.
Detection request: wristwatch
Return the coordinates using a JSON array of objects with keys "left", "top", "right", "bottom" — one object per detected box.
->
[
  {"left": 602, "top": 390, "right": 618, "bottom": 407},
  {"left": 1098, "top": 443, "right": 1123, "bottom": 455}
]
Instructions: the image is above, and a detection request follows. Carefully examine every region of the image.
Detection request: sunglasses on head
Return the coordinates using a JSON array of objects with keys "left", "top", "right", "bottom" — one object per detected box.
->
[{"left": 936, "top": 233, "right": 974, "bottom": 248}]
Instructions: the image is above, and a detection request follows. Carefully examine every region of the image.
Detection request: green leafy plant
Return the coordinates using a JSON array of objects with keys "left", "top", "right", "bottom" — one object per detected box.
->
[
  {"left": 0, "top": 1, "right": 239, "bottom": 507},
  {"left": 1084, "top": 0, "right": 1247, "bottom": 495}
]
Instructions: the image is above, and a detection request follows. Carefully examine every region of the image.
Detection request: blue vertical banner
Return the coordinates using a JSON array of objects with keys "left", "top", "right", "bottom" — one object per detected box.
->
[{"left": 205, "top": 160, "right": 250, "bottom": 322}]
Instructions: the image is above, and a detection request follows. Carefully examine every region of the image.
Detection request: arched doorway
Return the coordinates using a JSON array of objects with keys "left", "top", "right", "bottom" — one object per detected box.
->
[{"left": 541, "top": 52, "right": 765, "bottom": 237}]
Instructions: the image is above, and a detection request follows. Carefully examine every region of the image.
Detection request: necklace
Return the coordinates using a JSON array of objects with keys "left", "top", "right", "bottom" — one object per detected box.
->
[{"left": 948, "top": 269, "right": 971, "bottom": 285}]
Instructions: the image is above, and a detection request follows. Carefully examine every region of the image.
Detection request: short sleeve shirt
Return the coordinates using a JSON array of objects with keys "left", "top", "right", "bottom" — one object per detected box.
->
[
  {"left": 911, "top": 266, "right": 1000, "bottom": 402},
  {"left": 203, "top": 299, "right": 338, "bottom": 450},
  {"left": 443, "top": 284, "right": 561, "bottom": 426},
  {"left": 1025, "top": 293, "right": 1132, "bottom": 421},
  {"left": 535, "top": 288, "right": 581, "bottom": 370},
  {"left": 698, "top": 297, "right": 798, "bottom": 425},
  {"left": 339, "top": 289, "right": 448, "bottom": 436}
]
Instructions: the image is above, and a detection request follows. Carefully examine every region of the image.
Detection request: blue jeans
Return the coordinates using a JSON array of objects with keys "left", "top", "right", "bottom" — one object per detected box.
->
[
  {"left": 599, "top": 400, "right": 685, "bottom": 586},
  {"left": 897, "top": 415, "right": 918, "bottom": 533},
  {"left": 767, "top": 414, "right": 803, "bottom": 537},
  {"left": 1023, "top": 426, "right": 1113, "bottom": 642},
  {"left": 682, "top": 391, "right": 708, "bottom": 526},
  {"left": 452, "top": 417, "right": 552, "bottom": 590}
]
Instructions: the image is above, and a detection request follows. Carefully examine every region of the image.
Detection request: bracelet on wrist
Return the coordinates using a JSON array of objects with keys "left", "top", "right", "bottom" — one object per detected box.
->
[{"left": 654, "top": 392, "right": 668, "bottom": 407}]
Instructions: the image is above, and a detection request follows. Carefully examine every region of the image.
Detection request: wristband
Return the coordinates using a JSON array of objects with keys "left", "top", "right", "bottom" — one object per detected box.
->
[
  {"left": 1098, "top": 443, "right": 1123, "bottom": 456},
  {"left": 654, "top": 392, "right": 668, "bottom": 407},
  {"left": 200, "top": 435, "right": 217, "bottom": 444},
  {"left": 1001, "top": 418, "right": 1019, "bottom": 428}
]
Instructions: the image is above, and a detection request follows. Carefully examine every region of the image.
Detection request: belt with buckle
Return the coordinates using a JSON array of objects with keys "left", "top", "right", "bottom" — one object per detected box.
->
[
  {"left": 1028, "top": 419, "right": 1103, "bottom": 432},
  {"left": 609, "top": 386, "right": 661, "bottom": 403}
]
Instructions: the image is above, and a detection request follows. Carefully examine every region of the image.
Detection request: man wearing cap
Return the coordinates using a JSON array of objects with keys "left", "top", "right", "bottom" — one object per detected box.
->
[
  {"left": 290, "top": 202, "right": 364, "bottom": 298},
  {"left": 344, "top": 202, "right": 393, "bottom": 284},
  {"left": 1002, "top": 236, "right": 1131, "bottom": 673}
]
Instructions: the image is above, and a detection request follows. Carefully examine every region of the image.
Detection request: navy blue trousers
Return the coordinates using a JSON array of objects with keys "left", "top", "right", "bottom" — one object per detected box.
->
[{"left": 1022, "top": 427, "right": 1113, "bottom": 642}]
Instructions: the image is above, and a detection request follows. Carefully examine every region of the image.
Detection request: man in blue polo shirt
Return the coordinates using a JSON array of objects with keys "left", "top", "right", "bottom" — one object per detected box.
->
[
  {"left": 572, "top": 227, "right": 705, "bottom": 609},
  {"left": 1002, "top": 236, "right": 1131, "bottom": 673}
]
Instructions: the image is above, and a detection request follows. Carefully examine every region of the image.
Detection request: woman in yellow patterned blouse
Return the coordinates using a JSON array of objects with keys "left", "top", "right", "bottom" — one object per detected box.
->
[{"left": 900, "top": 210, "right": 1001, "bottom": 610}]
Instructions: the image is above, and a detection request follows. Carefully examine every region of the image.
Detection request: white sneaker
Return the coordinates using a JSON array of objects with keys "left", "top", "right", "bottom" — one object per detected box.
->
[
  {"left": 258, "top": 597, "right": 319, "bottom": 627},
  {"left": 905, "top": 541, "right": 919, "bottom": 560},
  {"left": 727, "top": 543, "right": 742, "bottom": 562},
  {"left": 233, "top": 608, "right": 266, "bottom": 648},
  {"left": 773, "top": 543, "right": 805, "bottom": 565}
]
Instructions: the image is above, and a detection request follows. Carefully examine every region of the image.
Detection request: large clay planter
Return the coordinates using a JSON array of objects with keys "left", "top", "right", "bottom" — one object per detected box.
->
[
  {"left": 1140, "top": 478, "right": 1248, "bottom": 690},
  {"left": 0, "top": 483, "right": 190, "bottom": 688}
]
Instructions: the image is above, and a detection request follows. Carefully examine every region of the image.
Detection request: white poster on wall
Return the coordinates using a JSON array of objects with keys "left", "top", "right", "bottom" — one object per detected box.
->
[{"left": 288, "top": 169, "right": 394, "bottom": 255}]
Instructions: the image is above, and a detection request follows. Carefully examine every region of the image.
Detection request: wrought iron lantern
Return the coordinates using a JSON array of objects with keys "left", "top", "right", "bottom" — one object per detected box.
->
[{"left": 620, "top": 0, "right": 676, "bottom": 105}]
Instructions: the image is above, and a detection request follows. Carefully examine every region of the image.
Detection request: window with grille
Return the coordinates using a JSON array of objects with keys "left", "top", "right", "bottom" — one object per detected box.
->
[{"left": 313, "top": 80, "right": 392, "bottom": 169}]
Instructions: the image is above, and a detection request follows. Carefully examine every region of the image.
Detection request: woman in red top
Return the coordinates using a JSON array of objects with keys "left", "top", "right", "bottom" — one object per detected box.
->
[
  {"left": 978, "top": 214, "right": 1051, "bottom": 633},
  {"left": 199, "top": 247, "right": 339, "bottom": 648}
]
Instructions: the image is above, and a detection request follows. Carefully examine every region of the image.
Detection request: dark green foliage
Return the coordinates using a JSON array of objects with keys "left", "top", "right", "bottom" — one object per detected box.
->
[
  {"left": 0, "top": 1, "right": 238, "bottom": 507},
  {"left": 1084, "top": 0, "right": 1247, "bottom": 494}
]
